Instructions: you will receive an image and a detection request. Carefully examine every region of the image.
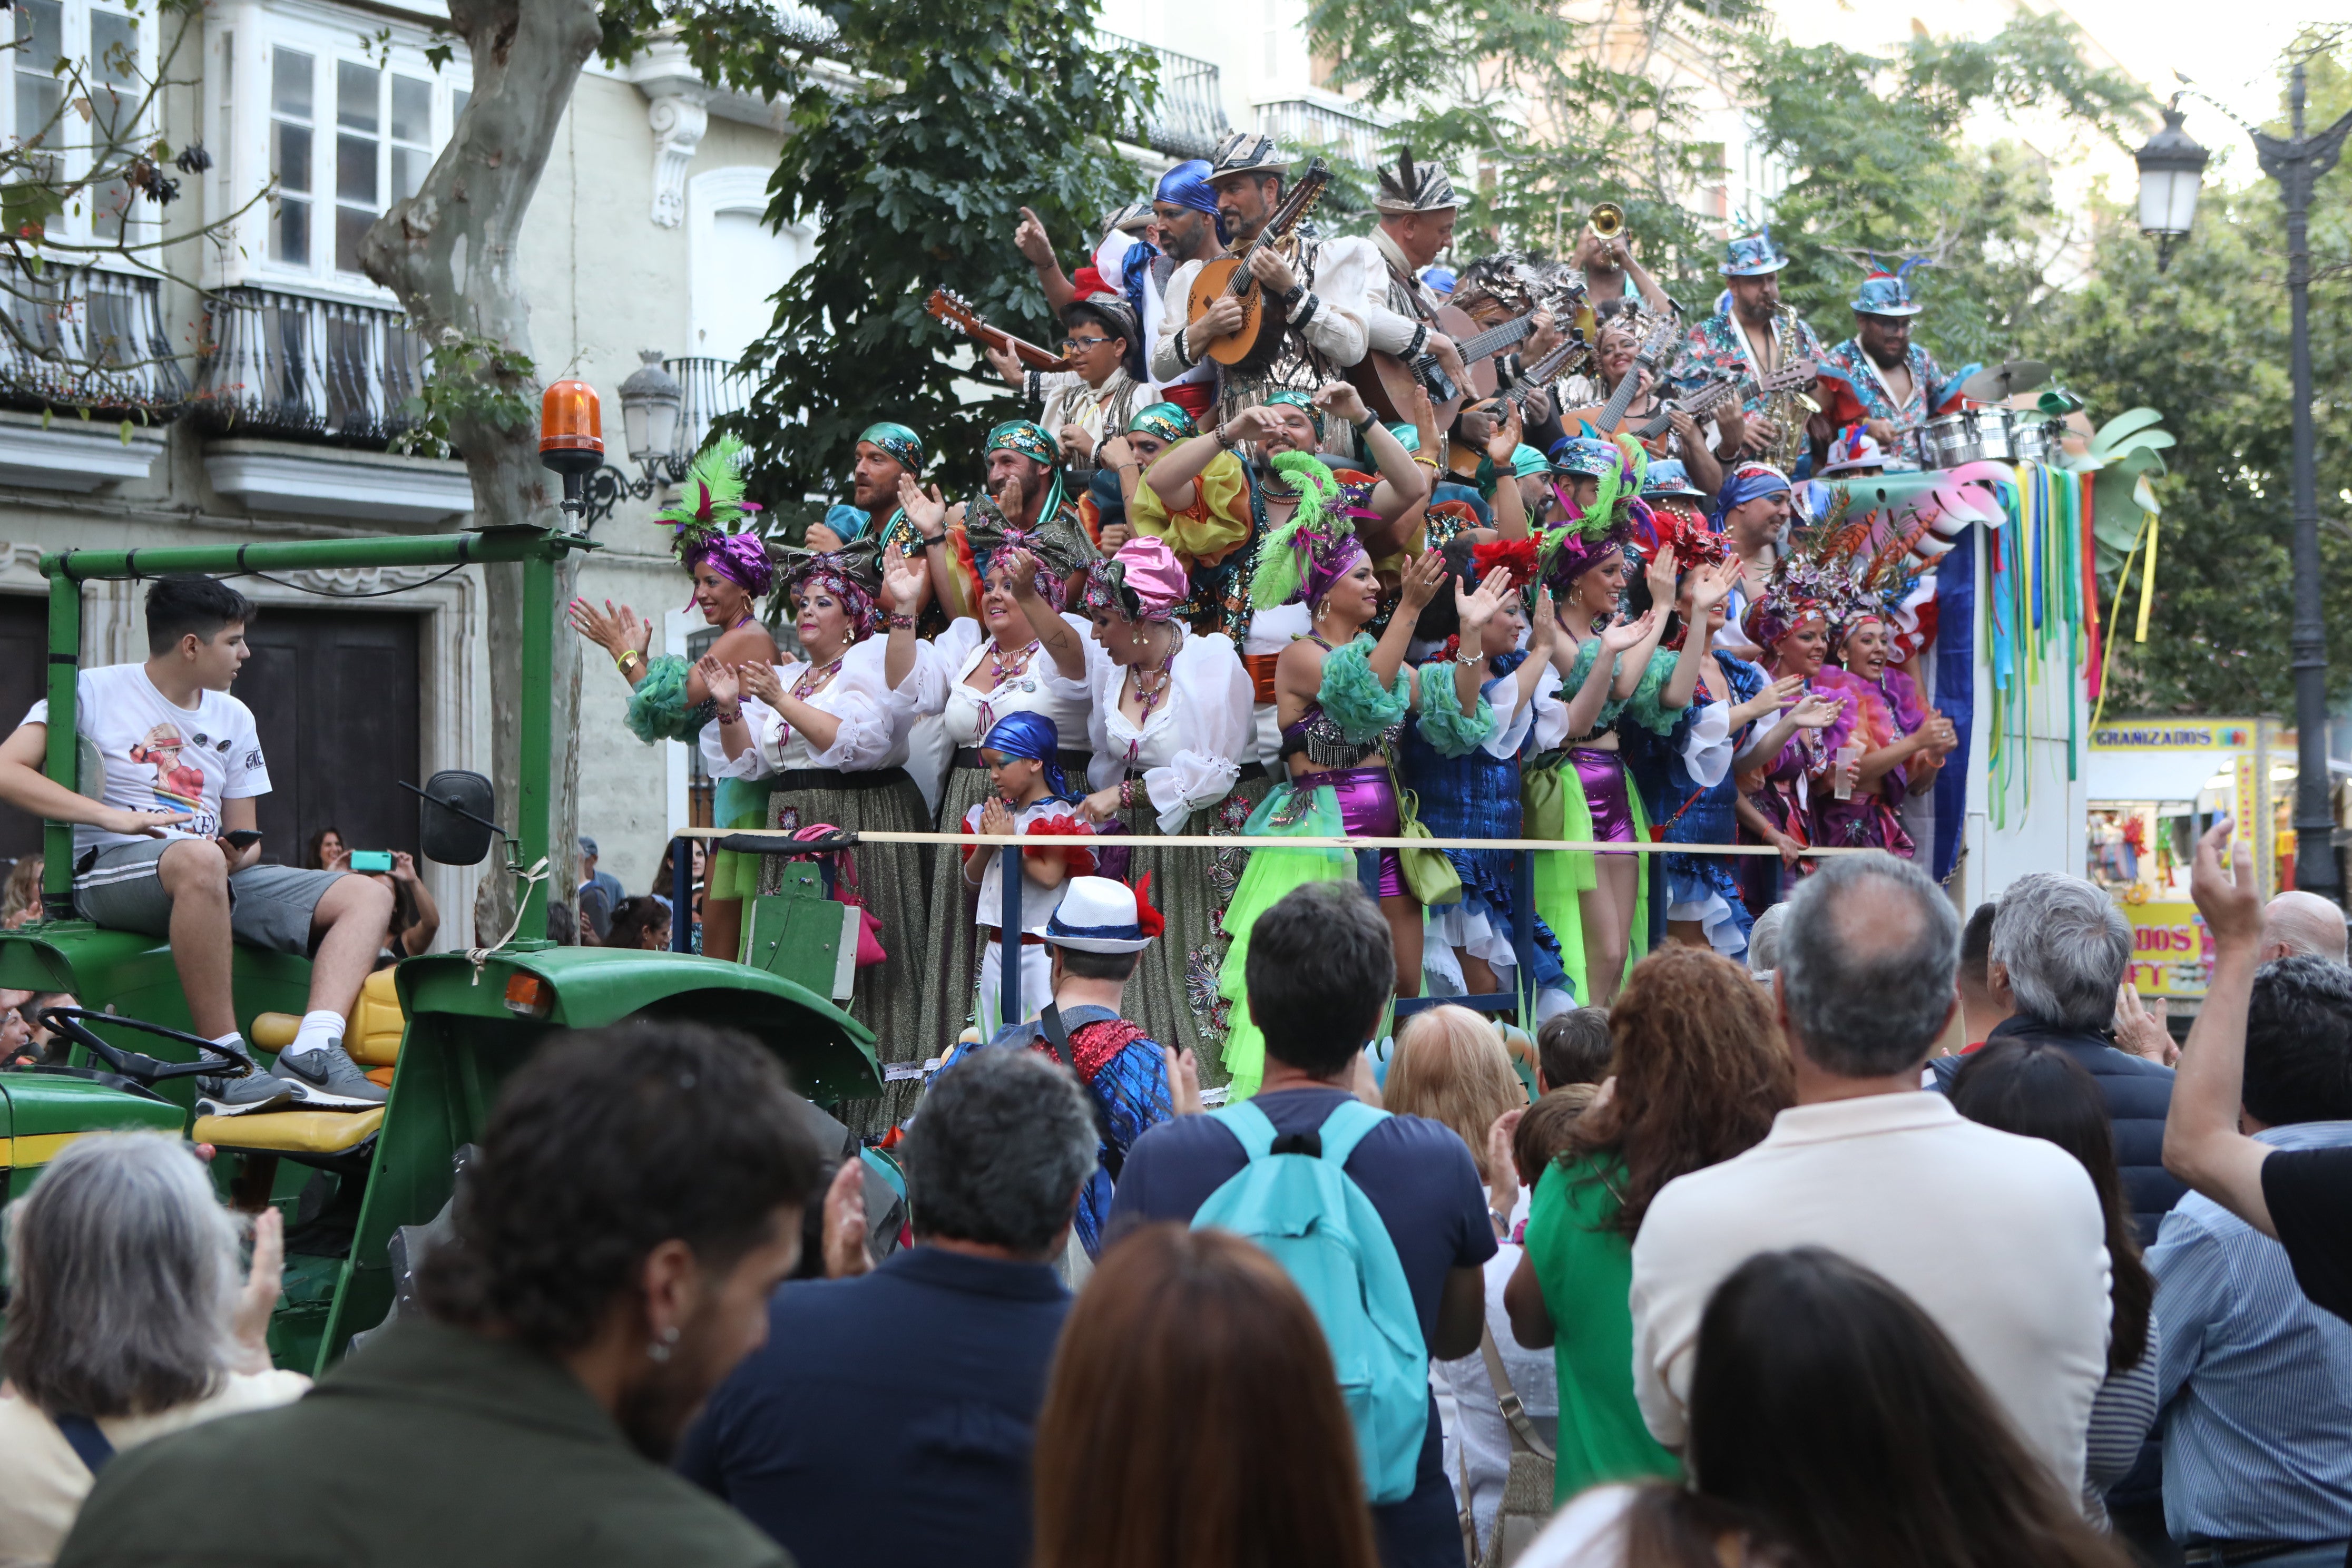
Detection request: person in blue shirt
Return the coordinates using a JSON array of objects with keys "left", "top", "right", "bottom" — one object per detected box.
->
[{"left": 679, "top": 1050, "right": 1099, "bottom": 1568}]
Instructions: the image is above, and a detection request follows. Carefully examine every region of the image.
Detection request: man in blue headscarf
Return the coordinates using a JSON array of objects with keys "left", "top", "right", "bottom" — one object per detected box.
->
[{"left": 1151, "top": 159, "right": 1226, "bottom": 267}]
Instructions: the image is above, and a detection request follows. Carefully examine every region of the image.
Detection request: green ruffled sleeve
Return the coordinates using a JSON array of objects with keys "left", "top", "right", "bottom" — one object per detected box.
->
[
  {"left": 624, "top": 653, "right": 713, "bottom": 745},
  {"left": 1620, "top": 644, "right": 1684, "bottom": 737},
  {"left": 1317, "top": 636, "right": 1410, "bottom": 742},
  {"left": 1413, "top": 661, "right": 1496, "bottom": 758}
]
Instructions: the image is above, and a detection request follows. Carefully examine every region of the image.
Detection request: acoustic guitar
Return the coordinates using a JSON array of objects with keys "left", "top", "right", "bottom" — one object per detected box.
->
[
  {"left": 1347, "top": 302, "right": 1562, "bottom": 427},
  {"left": 1185, "top": 159, "right": 1332, "bottom": 371},
  {"left": 1439, "top": 328, "right": 1594, "bottom": 479},
  {"left": 924, "top": 288, "right": 1071, "bottom": 373}
]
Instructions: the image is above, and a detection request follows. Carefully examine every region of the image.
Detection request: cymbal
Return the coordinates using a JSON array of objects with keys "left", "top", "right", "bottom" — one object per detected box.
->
[{"left": 1959, "top": 359, "right": 2051, "bottom": 401}]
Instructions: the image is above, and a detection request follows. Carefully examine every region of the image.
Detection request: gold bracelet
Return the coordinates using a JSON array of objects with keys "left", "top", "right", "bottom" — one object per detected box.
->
[{"left": 616, "top": 650, "right": 644, "bottom": 674}]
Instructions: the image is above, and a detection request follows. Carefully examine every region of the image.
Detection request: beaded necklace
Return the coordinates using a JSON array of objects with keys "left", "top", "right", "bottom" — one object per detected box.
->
[
  {"left": 984, "top": 638, "right": 1039, "bottom": 689},
  {"left": 793, "top": 652, "right": 847, "bottom": 702}
]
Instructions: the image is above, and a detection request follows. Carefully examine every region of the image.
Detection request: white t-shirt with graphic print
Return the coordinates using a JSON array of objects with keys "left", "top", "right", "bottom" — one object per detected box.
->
[{"left": 25, "top": 664, "right": 270, "bottom": 856}]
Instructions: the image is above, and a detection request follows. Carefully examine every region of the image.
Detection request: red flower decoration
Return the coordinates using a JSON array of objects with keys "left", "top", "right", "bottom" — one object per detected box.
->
[
  {"left": 1070, "top": 264, "right": 1109, "bottom": 298},
  {"left": 1132, "top": 873, "right": 1167, "bottom": 939},
  {"left": 1021, "top": 814, "right": 1099, "bottom": 876},
  {"left": 1472, "top": 535, "right": 1541, "bottom": 589}
]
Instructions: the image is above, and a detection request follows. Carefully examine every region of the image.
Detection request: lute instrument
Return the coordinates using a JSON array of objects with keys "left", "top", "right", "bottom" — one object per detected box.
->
[
  {"left": 1185, "top": 159, "right": 1332, "bottom": 371},
  {"left": 925, "top": 288, "right": 1072, "bottom": 372}
]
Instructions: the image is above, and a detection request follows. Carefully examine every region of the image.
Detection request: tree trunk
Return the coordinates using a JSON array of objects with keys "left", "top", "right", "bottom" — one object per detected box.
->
[{"left": 358, "top": 0, "right": 601, "bottom": 945}]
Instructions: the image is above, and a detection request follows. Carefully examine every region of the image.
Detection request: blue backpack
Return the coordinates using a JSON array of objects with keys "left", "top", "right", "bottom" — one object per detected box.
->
[{"left": 1191, "top": 1098, "right": 1428, "bottom": 1505}]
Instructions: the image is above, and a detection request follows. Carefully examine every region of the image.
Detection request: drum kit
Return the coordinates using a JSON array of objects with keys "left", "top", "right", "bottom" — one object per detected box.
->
[{"left": 1919, "top": 359, "right": 2066, "bottom": 469}]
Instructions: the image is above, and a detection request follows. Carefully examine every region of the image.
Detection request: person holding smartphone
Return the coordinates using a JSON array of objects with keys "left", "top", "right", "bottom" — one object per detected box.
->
[{"left": 0, "top": 576, "right": 395, "bottom": 1115}]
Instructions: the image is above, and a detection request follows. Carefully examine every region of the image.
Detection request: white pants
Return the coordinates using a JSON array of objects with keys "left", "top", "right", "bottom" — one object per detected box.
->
[{"left": 977, "top": 938, "right": 1055, "bottom": 1038}]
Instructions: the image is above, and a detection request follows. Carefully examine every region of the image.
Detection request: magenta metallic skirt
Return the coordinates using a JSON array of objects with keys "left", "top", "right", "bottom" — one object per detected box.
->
[
  {"left": 1572, "top": 748, "right": 1637, "bottom": 856},
  {"left": 1316, "top": 763, "right": 1405, "bottom": 898}
]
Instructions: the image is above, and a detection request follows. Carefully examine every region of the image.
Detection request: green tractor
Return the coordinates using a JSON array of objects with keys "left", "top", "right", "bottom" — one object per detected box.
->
[{"left": 0, "top": 505, "right": 881, "bottom": 1375}]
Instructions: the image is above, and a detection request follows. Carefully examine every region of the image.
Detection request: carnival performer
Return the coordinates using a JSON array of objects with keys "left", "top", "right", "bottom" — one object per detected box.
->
[
  {"left": 901, "top": 419, "right": 1087, "bottom": 631},
  {"left": 809, "top": 422, "right": 925, "bottom": 556},
  {"left": 700, "top": 541, "right": 942, "bottom": 1135},
  {"left": 983, "top": 291, "right": 1151, "bottom": 483},
  {"left": 958, "top": 712, "right": 1096, "bottom": 1038},
  {"left": 1080, "top": 401, "right": 1195, "bottom": 552},
  {"left": 1144, "top": 159, "right": 1230, "bottom": 424},
  {"left": 1210, "top": 460, "right": 1453, "bottom": 1097},
  {"left": 566, "top": 435, "right": 777, "bottom": 966},
  {"left": 1669, "top": 231, "right": 1826, "bottom": 466},
  {"left": 1052, "top": 536, "right": 1256, "bottom": 1077},
  {"left": 1399, "top": 537, "right": 1570, "bottom": 1015},
  {"left": 1151, "top": 132, "right": 1378, "bottom": 432},
  {"left": 1811, "top": 606, "right": 1957, "bottom": 856},
  {"left": 1134, "top": 383, "right": 1427, "bottom": 782},
  {"left": 1620, "top": 514, "right": 1823, "bottom": 961},
  {"left": 1710, "top": 459, "right": 1794, "bottom": 659},
  {"left": 1812, "top": 264, "right": 1974, "bottom": 471},
  {"left": 1733, "top": 569, "right": 1857, "bottom": 915},
  {"left": 896, "top": 487, "right": 1098, "bottom": 1054},
  {"left": 1360, "top": 149, "right": 1478, "bottom": 410}
]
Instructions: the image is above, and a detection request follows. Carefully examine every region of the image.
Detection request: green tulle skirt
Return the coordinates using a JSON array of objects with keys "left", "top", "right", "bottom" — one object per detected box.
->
[
  {"left": 1215, "top": 782, "right": 1363, "bottom": 1101},
  {"left": 1525, "top": 751, "right": 1648, "bottom": 1004},
  {"left": 709, "top": 776, "right": 777, "bottom": 904}
]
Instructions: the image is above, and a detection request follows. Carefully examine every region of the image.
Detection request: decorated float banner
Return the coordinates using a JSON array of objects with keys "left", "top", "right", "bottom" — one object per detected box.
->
[{"left": 2121, "top": 899, "right": 2213, "bottom": 999}]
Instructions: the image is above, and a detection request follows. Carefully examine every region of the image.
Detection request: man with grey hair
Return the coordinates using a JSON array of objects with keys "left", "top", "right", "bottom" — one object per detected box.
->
[
  {"left": 679, "top": 1047, "right": 1095, "bottom": 1568},
  {"left": 2262, "top": 889, "right": 2350, "bottom": 965},
  {"left": 1629, "top": 851, "right": 2113, "bottom": 1501},
  {"left": 1934, "top": 871, "right": 2183, "bottom": 1243}
]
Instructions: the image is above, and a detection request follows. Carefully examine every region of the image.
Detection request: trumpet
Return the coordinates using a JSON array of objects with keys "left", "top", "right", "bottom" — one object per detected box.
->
[{"left": 1589, "top": 202, "right": 1625, "bottom": 241}]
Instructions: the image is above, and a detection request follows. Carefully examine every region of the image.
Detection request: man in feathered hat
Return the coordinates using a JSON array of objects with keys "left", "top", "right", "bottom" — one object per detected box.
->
[
  {"left": 1151, "top": 131, "right": 1380, "bottom": 434},
  {"left": 1361, "top": 148, "right": 1476, "bottom": 407},
  {"left": 1812, "top": 263, "right": 1975, "bottom": 472},
  {"left": 1670, "top": 230, "right": 1825, "bottom": 461}
]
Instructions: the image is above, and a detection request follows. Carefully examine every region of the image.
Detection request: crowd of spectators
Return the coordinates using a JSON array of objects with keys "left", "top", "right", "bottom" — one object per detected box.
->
[{"left": 3, "top": 822, "right": 2349, "bottom": 1568}]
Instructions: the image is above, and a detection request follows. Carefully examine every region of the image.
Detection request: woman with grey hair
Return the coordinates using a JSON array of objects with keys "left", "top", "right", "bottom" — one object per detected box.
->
[{"left": 0, "top": 1132, "right": 306, "bottom": 1564}]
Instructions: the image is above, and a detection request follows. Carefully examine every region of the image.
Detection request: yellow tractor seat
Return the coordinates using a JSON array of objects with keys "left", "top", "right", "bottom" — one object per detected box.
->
[
  {"left": 252, "top": 968, "right": 408, "bottom": 1085},
  {"left": 192, "top": 1106, "right": 386, "bottom": 1158}
]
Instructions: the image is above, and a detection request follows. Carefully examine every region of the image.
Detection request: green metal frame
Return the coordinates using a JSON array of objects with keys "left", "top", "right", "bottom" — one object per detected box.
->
[{"left": 5, "top": 522, "right": 884, "bottom": 1373}]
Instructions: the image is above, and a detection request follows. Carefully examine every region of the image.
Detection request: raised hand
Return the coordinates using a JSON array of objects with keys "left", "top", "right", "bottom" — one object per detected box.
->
[
  {"left": 1526, "top": 587, "right": 1557, "bottom": 659},
  {"left": 229, "top": 1207, "right": 285, "bottom": 1374},
  {"left": 1789, "top": 691, "right": 1844, "bottom": 729},
  {"left": 567, "top": 597, "right": 652, "bottom": 659},
  {"left": 881, "top": 543, "right": 926, "bottom": 613},
  {"left": 694, "top": 653, "right": 740, "bottom": 709},
  {"left": 2190, "top": 818, "right": 2262, "bottom": 949},
  {"left": 2113, "top": 983, "right": 2177, "bottom": 1067},
  {"left": 1314, "top": 379, "right": 1370, "bottom": 428},
  {"left": 820, "top": 1158, "right": 874, "bottom": 1279},
  {"left": 738, "top": 661, "right": 784, "bottom": 708},
  {"left": 1395, "top": 549, "right": 1447, "bottom": 618},
  {"left": 1013, "top": 206, "right": 1055, "bottom": 268},
  {"left": 999, "top": 546, "right": 1043, "bottom": 599},
  {"left": 1600, "top": 608, "right": 1658, "bottom": 653},
  {"left": 1456, "top": 564, "right": 1515, "bottom": 638},
  {"left": 1486, "top": 399, "right": 1525, "bottom": 464},
  {"left": 1688, "top": 558, "right": 1737, "bottom": 613},
  {"left": 1165, "top": 1044, "right": 1202, "bottom": 1115},
  {"left": 1643, "top": 542, "right": 1678, "bottom": 606},
  {"left": 1218, "top": 405, "right": 1284, "bottom": 448},
  {"left": 897, "top": 472, "right": 950, "bottom": 540}
]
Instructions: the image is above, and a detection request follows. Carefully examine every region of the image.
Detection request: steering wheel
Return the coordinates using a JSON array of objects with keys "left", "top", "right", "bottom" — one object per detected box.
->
[{"left": 36, "top": 1006, "right": 260, "bottom": 1087}]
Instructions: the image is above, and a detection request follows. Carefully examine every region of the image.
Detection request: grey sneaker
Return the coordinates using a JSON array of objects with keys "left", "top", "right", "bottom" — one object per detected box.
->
[
  {"left": 196, "top": 1069, "right": 296, "bottom": 1117},
  {"left": 273, "top": 1041, "right": 387, "bottom": 1110}
]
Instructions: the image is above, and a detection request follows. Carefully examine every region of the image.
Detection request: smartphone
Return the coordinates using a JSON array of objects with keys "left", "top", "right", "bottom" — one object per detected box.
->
[
  {"left": 348, "top": 849, "right": 394, "bottom": 873},
  {"left": 222, "top": 829, "right": 264, "bottom": 849}
]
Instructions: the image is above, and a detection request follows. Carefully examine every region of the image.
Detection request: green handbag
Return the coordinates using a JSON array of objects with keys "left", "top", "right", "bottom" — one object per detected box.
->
[{"left": 1396, "top": 790, "right": 1463, "bottom": 907}]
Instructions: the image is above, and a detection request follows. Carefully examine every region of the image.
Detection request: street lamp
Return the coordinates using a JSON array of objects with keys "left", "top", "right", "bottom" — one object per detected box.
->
[
  {"left": 2131, "top": 104, "right": 2207, "bottom": 272},
  {"left": 576, "top": 349, "right": 691, "bottom": 528},
  {"left": 2135, "top": 66, "right": 2352, "bottom": 898}
]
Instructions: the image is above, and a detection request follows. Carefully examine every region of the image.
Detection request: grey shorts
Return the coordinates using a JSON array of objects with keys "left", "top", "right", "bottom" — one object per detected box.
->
[{"left": 74, "top": 840, "right": 347, "bottom": 956}]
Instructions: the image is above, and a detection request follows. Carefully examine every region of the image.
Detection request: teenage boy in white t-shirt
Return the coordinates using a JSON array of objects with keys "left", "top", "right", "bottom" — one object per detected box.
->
[{"left": 0, "top": 576, "right": 395, "bottom": 1115}]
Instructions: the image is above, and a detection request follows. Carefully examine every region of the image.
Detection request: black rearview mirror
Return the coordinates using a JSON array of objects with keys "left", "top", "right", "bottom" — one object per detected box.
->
[{"left": 414, "top": 770, "right": 498, "bottom": 866}]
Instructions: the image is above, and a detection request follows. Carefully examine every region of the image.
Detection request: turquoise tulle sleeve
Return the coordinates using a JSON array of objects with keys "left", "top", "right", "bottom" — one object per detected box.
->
[
  {"left": 1413, "top": 662, "right": 1496, "bottom": 758},
  {"left": 1317, "top": 636, "right": 1410, "bottom": 742},
  {"left": 1621, "top": 644, "right": 1684, "bottom": 738},
  {"left": 624, "top": 653, "right": 712, "bottom": 745}
]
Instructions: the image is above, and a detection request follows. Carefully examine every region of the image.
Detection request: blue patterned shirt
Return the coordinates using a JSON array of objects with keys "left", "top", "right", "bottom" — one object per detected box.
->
[{"left": 2150, "top": 1119, "right": 2352, "bottom": 1544}]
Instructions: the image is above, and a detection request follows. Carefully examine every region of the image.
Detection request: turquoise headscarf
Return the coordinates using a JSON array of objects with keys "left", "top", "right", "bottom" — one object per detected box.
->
[
  {"left": 858, "top": 422, "right": 925, "bottom": 472},
  {"left": 1265, "top": 389, "right": 1325, "bottom": 443}
]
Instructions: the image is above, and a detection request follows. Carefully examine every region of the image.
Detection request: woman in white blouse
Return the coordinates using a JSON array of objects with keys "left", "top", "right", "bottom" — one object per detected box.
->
[
  {"left": 1046, "top": 535, "right": 1254, "bottom": 1075},
  {"left": 700, "top": 539, "right": 942, "bottom": 1132},
  {"left": 902, "top": 502, "right": 1100, "bottom": 1056}
]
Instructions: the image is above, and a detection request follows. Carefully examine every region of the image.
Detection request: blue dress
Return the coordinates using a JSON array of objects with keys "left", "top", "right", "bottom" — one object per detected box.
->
[
  {"left": 1399, "top": 651, "right": 1572, "bottom": 996},
  {"left": 1625, "top": 651, "right": 1765, "bottom": 960}
]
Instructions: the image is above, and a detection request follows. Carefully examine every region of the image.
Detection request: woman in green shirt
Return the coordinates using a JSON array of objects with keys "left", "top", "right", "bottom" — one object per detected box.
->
[{"left": 1503, "top": 947, "right": 1792, "bottom": 1503}]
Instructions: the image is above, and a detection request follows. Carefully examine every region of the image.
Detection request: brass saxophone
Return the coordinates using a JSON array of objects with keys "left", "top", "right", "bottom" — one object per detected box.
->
[{"left": 1759, "top": 303, "right": 1814, "bottom": 473}]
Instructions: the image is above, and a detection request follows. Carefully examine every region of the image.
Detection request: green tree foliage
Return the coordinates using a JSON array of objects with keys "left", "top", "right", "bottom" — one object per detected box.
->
[
  {"left": 602, "top": 0, "right": 1151, "bottom": 525},
  {"left": 2043, "top": 41, "right": 2351, "bottom": 714},
  {"left": 1737, "top": 15, "right": 2148, "bottom": 368}
]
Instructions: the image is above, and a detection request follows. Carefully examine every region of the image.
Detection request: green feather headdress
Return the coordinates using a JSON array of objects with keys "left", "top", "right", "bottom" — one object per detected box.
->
[{"left": 1247, "top": 450, "right": 1355, "bottom": 609}]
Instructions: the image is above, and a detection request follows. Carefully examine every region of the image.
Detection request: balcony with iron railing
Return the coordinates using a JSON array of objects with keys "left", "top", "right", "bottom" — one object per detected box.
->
[
  {"left": 667, "top": 354, "right": 754, "bottom": 457},
  {"left": 191, "top": 285, "right": 427, "bottom": 448},
  {"left": 1100, "top": 32, "right": 1229, "bottom": 162},
  {"left": 1255, "top": 96, "right": 1395, "bottom": 170},
  {"left": 0, "top": 261, "right": 190, "bottom": 420}
]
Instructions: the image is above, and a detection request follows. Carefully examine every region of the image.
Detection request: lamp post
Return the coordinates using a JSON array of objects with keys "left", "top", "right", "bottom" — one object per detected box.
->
[
  {"left": 2135, "top": 65, "right": 2352, "bottom": 899},
  {"left": 576, "top": 350, "right": 691, "bottom": 528}
]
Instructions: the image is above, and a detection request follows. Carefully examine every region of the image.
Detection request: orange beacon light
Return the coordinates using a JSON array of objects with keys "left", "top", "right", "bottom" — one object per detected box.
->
[{"left": 541, "top": 378, "right": 603, "bottom": 524}]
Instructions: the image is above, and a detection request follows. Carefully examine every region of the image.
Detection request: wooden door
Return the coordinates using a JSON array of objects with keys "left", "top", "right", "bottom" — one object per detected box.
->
[{"left": 236, "top": 607, "right": 422, "bottom": 867}]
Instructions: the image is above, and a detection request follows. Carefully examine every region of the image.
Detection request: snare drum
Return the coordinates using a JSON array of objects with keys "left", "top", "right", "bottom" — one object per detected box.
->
[
  {"left": 1923, "top": 407, "right": 2020, "bottom": 468},
  {"left": 2012, "top": 420, "right": 2052, "bottom": 465}
]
